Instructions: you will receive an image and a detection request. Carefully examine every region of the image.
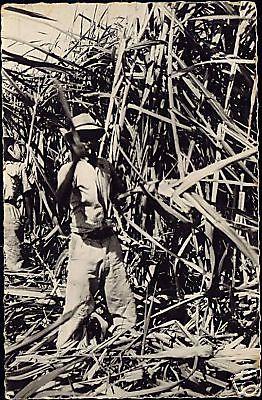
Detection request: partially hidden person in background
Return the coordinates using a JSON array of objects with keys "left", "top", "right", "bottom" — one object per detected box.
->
[
  {"left": 56, "top": 113, "right": 137, "bottom": 351},
  {"left": 3, "top": 134, "right": 33, "bottom": 271}
]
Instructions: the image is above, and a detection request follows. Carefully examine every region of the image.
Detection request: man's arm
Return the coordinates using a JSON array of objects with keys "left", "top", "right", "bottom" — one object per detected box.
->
[
  {"left": 21, "top": 164, "right": 34, "bottom": 232},
  {"left": 24, "top": 190, "right": 33, "bottom": 232},
  {"left": 56, "top": 161, "right": 78, "bottom": 208},
  {"left": 109, "top": 165, "right": 126, "bottom": 206},
  {"left": 56, "top": 142, "right": 87, "bottom": 208}
]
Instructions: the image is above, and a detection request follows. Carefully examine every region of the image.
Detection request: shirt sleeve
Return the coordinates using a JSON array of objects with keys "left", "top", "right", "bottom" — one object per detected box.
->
[{"left": 57, "top": 163, "right": 73, "bottom": 189}]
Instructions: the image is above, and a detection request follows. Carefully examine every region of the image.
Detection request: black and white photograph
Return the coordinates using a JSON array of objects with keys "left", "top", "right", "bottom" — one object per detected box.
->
[{"left": 1, "top": 2, "right": 260, "bottom": 398}]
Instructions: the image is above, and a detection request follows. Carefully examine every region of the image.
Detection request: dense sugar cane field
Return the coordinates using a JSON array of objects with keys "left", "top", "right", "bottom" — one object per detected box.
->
[{"left": 2, "top": 2, "right": 260, "bottom": 399}]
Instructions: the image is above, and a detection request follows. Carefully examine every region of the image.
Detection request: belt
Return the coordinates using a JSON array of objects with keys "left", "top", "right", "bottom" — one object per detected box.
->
[{"left": 84, "top": 226, "right": 114, "bottom": 240}]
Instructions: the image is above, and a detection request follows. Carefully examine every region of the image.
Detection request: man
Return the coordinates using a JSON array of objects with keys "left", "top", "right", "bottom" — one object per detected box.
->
[
  {"left": 3, "top": 135, "right": 33, "bottom": 271},
  {"left": 56, "top": 113, "right": 136, "bottom": 351}
]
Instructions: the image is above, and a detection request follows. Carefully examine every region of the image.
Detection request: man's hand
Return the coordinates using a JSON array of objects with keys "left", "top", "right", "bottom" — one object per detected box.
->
[{"left": 71, "top": 143, "right": 89, "bottom": 161}]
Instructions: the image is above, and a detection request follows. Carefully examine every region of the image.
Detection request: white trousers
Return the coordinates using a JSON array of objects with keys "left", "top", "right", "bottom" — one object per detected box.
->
[{"left": 56, "top": 233, "right": 136, "bottom": 349}]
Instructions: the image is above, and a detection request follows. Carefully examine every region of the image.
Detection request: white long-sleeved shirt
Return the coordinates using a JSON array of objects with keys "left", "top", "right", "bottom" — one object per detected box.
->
[
  {"left": 3, "top": 161, "right": 31, "bottom": 202},
  {"left": 58, "top": 158, "right": 115, "bottom": 234}
]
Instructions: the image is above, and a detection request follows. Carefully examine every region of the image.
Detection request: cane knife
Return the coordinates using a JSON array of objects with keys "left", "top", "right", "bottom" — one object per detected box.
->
[{"left": 53, "top": 79, "right": 81, "bottom": 146}]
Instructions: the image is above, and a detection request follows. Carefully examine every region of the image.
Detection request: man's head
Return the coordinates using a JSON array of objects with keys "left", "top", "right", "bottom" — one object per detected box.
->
[
  {"left": 61, "top": 113, "right": 105, "bottom": 160},
  {"left": 3, "top": 136, "right": 23, "bottom": 161}
]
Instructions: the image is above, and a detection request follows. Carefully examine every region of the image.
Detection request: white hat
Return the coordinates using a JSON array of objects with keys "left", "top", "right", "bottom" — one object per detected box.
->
[{"left": 60, "top": 113, "right": 105, "bottom": 140}]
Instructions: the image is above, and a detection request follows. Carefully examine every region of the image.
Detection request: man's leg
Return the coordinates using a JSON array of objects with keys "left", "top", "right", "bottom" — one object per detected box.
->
[
  {"left": 56, "top": 234, "right": 105, "bottom": 350},
  {"left": 104, "top": 235, "right": 137, "bottom": 333},
  {"left": 4, "top": 204, "right": 24, "bottom": 271}
]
